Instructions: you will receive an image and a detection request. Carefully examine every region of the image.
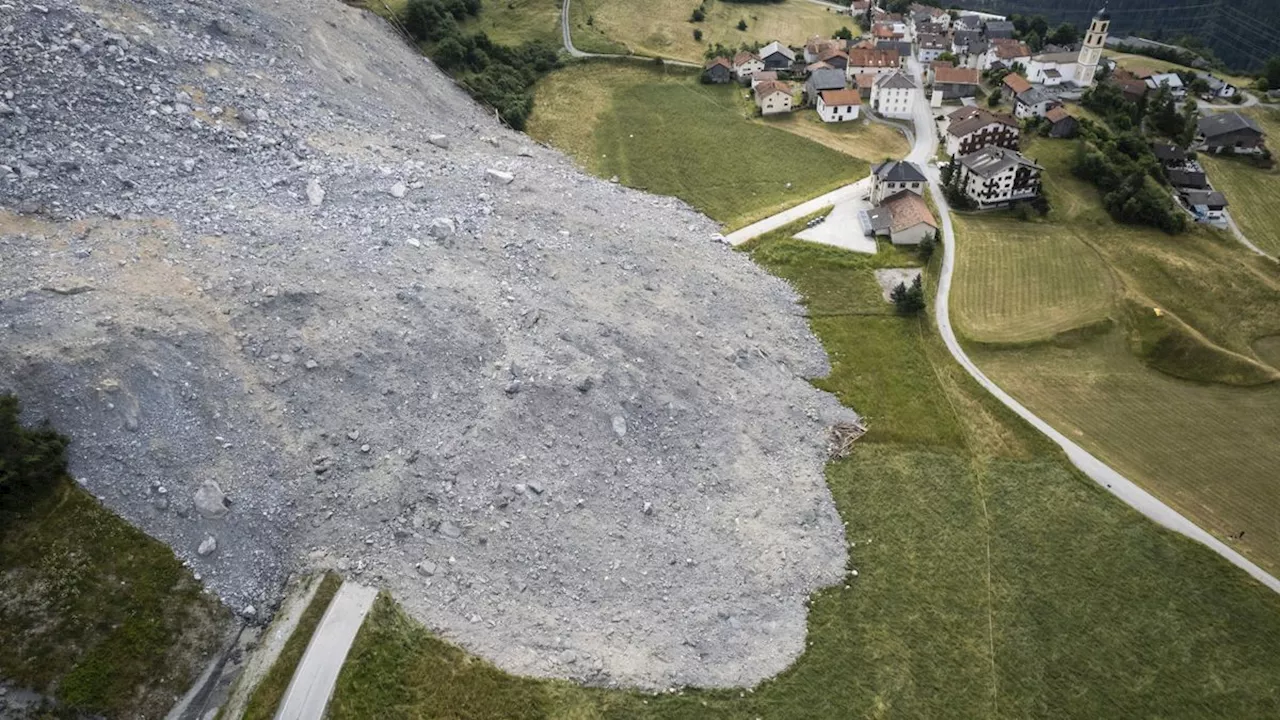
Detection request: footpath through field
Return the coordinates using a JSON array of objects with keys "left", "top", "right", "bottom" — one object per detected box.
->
[
  {"left": 273, "top": 582, "right": 379, "bottom": 720},
  {"left": 559, "top": 0, "right": 699, "bottom": 67},
  {"left": 732, "top": 55, "right": 1280, "bottom": 596}
]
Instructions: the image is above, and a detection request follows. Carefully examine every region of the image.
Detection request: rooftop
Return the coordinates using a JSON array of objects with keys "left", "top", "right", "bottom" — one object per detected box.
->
[
  {"left": 883, "top": 190, "right": 938, "bottom": 232},
  {"left": 959, "top": 145, "right": 1042, "bottom": 178},
  {"left": 873, "top": 159, "right": 927, "bottom": 183},
  {"left": 1198, "top": 112, "right": 1263, "bottom": 138},
  {"left": 820, "top": 89, "right": 863, "bottom": 106},
  {"left": 947, "top": 108, "right": 1018, "bottom": 137},
  {"left": 934, "top": 64, "right": 979, "bottom": 85}
]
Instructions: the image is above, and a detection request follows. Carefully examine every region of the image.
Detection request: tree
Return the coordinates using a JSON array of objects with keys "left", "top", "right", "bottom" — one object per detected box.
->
[
  {"left": 1024, "top": 29, "right": 1043, "bottom": 53},
  {"left": 737, "top": 18, "right": 748, "bottom": 31},
  {"left": 693, "top": 29, "right": 703, "bottom": 41},
  {"left": 1047, "top": 22, "right": 1078, "bottom": 48},
  {"left": 935, "top": 51, "right": 956, "bottom": 65},
  {"left": 891, "top": 276, "right": 926, "bottom": 315},
  {"left": 834, "top": 26, "right": 853, "bottom": 41},
  {"left": 988, "top": 89, "right": 1002, "bottom": 107},
  {"left": 918, "top": 231, "right": 938, "bottom": 261},
  {"left": 691, "top": 6, "right": 705, "bottom": 22},
  {"left": 1264, "top": 56, "right": 1280, "bottom": 90}
]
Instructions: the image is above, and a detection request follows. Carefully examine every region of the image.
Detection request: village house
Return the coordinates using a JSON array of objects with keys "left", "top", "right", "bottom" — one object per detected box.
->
[
  {"left": 751, "top": 70, "right": 779, "bottom": 88},
  {"left": 1108, "top": 68, "right": 1149, "bottom": 102},
  {"left": 876, "top": 39, "right": 913, "bottom": 60},
  {"left": 956, "top": 146, "right": 1043, "bottom": 208},
  {"left": 855, "top": 72, "right": 876, "bottom": 99},
  {"left": 703, "top": 58, "right": 732, "bottom": 84},
  {"left": 817, "top": 88, "right": 862, "bottom": 123},
  {"left": 1166, "top": 167, "right": 1209, "bottom": 189},
  {"left": 1196, "top": 112, "right": 1265, "bottom": 153},
  {"left": 1002, "top": 72, "right": 1032, "bottom": 97},
  {"left": 931, "top": 62, "right": 980, "bottom": 99},
  {"left": 1044, "top": 105, "right": 1079, "bottom": 138},
  {"left": 870, "top": 160, "right": 927, "bottom": 204},
  {"left": 871, "top": 70, "right": 918, "bottom": 119},
  {"left": 872, "top": 22, "right": 903, "bottom": 41},
  {"left": 878, "top": 190, "right": 938, "bottom": 245},
  {"left": 983, "top": 19, "right": 1015, "bottom": 39},
  {"left": 759, "top": 41, "right": 796, "bottom": 71},
  {"left": 1144, "top": 72, "right": 1186, "bottom": 99},
  {"left": 962, "top": 144, "right": 1039, "bottom": 207},
  {"left": 917, "top": 33, "right": 948, "bottom": 64},
  {"left": 1014, "top": 86, "right": 1057, "bottom": 119},
  {"left": 1180, "top": 189, "right": 1228, "bottom": 221},
  {"left": 818, "top": 46, "right": 850, "bottom": 71},
  {"left": 754, "top": 80, "right": 794, "bottom": 116},
  {"left": 988, "top": 39, "right": 1032, "bottom": 72},
  {"left": 847, "top": 47, "right": 901, "bottom": 79},
  {"left": 952, "top": 29, "right": 984, "bottom": 56},
  {"left": 806, "top": 60, "right": 834, "bottom": 76},
  {"left": 1195, "top": 72, "right": 1237, "bottom": 100},
  {"left": 804, "top": 68, "right": 848, "bottom": 106},
  {"left": 953, "top": 13, "right": 982, "bottom": 32},
  {"left": 732, "top": 51, "right": 765, "bottom": 83},
  {"left": 944, "top": 107, "right": 1020, "bottom": 156},
  {"left": 804, "top": 36, "right": 842, "bottom": 64}
]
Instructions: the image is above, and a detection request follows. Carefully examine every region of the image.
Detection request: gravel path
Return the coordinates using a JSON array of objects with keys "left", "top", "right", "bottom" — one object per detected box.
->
[{"left": 559, "top": 0, "right": 699, "bottom": 67}]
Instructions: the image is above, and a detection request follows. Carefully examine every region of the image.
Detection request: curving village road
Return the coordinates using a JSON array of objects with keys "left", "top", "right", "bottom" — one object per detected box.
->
[{"left": 739, "top": 54, "right": 1280, "bottom": 595}]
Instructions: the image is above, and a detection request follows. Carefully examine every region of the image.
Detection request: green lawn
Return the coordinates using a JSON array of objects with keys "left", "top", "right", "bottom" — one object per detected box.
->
[
  {"left": 527, "top": 63, "right": 867, "bottom": 230},
  {"left": 239, "top": 573, "right": 344, "bottom": 720},
  {"left": 0, "top": 479, "right": 230, "bottom": 718},
  {"left": 330, "top": 218, "right": 1280, "bottom": 718}
]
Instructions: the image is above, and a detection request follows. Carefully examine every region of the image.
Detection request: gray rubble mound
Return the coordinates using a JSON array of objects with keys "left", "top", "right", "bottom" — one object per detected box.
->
[{"left": 0, "top": 0, "right": 851, "bottom": 689}]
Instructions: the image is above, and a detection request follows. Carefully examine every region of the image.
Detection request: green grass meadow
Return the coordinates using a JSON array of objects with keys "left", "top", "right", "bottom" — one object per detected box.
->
[
  {"left": 0, "top": 480, "right": 230, "bottom": 718},
  {"left": 528, "top": 63, "right": 867, "bottom": 230},
  {"left": 330, "top": 219, "right": 1280, "bottom": 718},
  {"left": 1199, "top": 108, "right": 1280, "bottom": 258},
  {"left": 952, "top": 136, "right": 1280, "bottom": 576}
]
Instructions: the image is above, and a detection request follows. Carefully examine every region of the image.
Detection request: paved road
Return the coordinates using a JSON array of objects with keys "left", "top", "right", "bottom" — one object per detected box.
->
[
  {"left": 727, "top": 58, "right": 1280, "bottom": 596},
  {"left": 274, "top": 582, "right": 379, "bottom": 720},
  {"left": 725, "top": 178, "right": 870, "bottom": 245}
]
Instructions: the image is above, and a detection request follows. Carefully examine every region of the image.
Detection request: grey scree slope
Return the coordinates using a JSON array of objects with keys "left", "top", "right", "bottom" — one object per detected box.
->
[{"left": 0, "top": 0, "right": 852, "bottom": 689}]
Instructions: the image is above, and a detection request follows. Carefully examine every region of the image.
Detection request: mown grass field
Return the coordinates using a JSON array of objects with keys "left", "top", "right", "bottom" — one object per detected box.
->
[
  {"left": 0, "top": 479, "right": 230, "bottom": 718},
  {"left": 759, "top": 109, "right": 911, "bottom": 166},
  {"left": 527, "top": 62, "right": 867, "bottom": 229},
  {"left": 331, "top": 219, "right": 1280, "bottom": 719},
  {"left": 577, "top": 0, "right": 857, "bottom": 63},
  {"left": 1199, "top": 107, "right": 1280, "bottom": 257},
  {"left": 953, "top": 136, "right": 1280, "bottom": 574}
]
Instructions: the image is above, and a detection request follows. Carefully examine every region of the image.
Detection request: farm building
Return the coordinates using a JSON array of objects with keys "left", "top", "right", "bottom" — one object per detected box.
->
[
  {"left": 1196, "top": 113, "right": 1265, "bottom": 154},
  {"left": 703, "top": 58, "right": 732, "bottom": 84},
  {"left": 754, "top": 80, "right": 794, "bottom": 116},
  {"left": 879, "top": 190, "right": 938, "bottom": 245}
]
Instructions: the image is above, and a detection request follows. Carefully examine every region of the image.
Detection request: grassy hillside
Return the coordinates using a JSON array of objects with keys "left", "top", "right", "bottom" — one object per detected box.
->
[
  {"left": 953, "top": 136, "right": 1280, "bottom": 575},
  {"left": 0, "top": 397, "right": 230, "bottom": 718},
  {"left": 527, "top": 62, "right": 869, "bottom": 229},
  {"left": 330, "top": 218, "right": 1280, "bottom": 718},
  {"left": 578, "top": 0, "right": 857, "bottom": 63}
]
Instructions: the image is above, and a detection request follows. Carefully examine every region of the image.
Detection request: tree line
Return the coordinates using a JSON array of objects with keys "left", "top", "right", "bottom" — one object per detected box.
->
[{"left": 400, "top": 0, "right": 562, "bottom": 130}]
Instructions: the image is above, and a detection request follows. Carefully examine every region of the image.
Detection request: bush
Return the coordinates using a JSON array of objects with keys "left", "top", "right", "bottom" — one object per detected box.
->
[
  {"left": 693, "top": 29, "right": 703, "bottom": 41},
  {"left": 891, "top": 276, "right": 926, "bottom": 315},
  {"left": 834, "top": 27, "right": 853, "bottom": 40},
  {"left": 988, "top": 89, "right": 1002, "bottom": 107},
  {"left": 691, "top": 7, "right": 705, "bottom": 22},
  {"left": 737, "top": 19, "right": 748, "bottom": 31},
  {"left": 0, "top": 395, "right": 69, "bottom": 520},
  {"left": 918, "top": 231, "right": 938, "bottom": 261}
]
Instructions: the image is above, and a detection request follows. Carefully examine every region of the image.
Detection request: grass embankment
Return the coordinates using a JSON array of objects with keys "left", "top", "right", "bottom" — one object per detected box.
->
[
  {"left": 527, "top": 63, "right": 868, "bottom": 229},
  {"left": 330, "top": 220, "right": 1280, "bottom": 718},
  {"left": 1199, "top": 107, "right": 1280, "bottom": 257},
  {"left": 952, "top": 136, "right": 1280, "bottom": 573},
  {"left": 239, "top": 573, "right": 344, "bottom": 720},
  {"left": 759, "top": 109, "right": 910, "bottom": 165},
  {"left": 0, "top": 399, "right": 230, "bottom": 718},
  {"left": 576, "top": 0, "right": 855, "bottom": 63}
]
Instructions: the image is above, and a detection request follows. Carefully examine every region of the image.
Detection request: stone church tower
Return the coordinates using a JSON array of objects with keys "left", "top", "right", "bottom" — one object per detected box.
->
[{"left": 1077, "top": 7, "right": 1110, "bottom": 87}]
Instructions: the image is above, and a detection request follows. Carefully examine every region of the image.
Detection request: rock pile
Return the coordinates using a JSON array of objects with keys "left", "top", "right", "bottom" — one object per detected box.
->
[{"left": 0, "top": 0, "right": 851, "bottom": 689}]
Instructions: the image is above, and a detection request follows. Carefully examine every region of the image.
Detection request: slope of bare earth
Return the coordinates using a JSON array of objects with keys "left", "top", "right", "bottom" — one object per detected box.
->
[{"left": 0, "top": 0, "right": 850, "bottom": 689}]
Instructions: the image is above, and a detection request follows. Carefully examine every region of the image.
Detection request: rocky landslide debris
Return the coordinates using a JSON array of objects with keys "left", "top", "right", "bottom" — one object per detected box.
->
[{"left": 0, "top": 0, "right": 852, "bottom": 690}]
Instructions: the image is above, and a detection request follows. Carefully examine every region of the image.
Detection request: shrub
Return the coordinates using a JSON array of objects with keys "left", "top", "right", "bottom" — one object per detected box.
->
[
  {"left": 918, "top": 231, "right": 938, "bottom": 261},
  {"left": 0, "top": 395, "right": 69, "bottom": 519},
  {"left": 737, "top": 19, "right": 748, "bottom": 31},
  {"left": 691, "top": 7, "right": 705, "bottom": 22},
  {"left": 834, "top": 27, "right": 853, "bottom": 40},
  {"left": 694, "top": 29, "right": 703, "bottom": 41},
  {"left": 988, "top": 89, "right": 1002, "bottom": 107}
]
